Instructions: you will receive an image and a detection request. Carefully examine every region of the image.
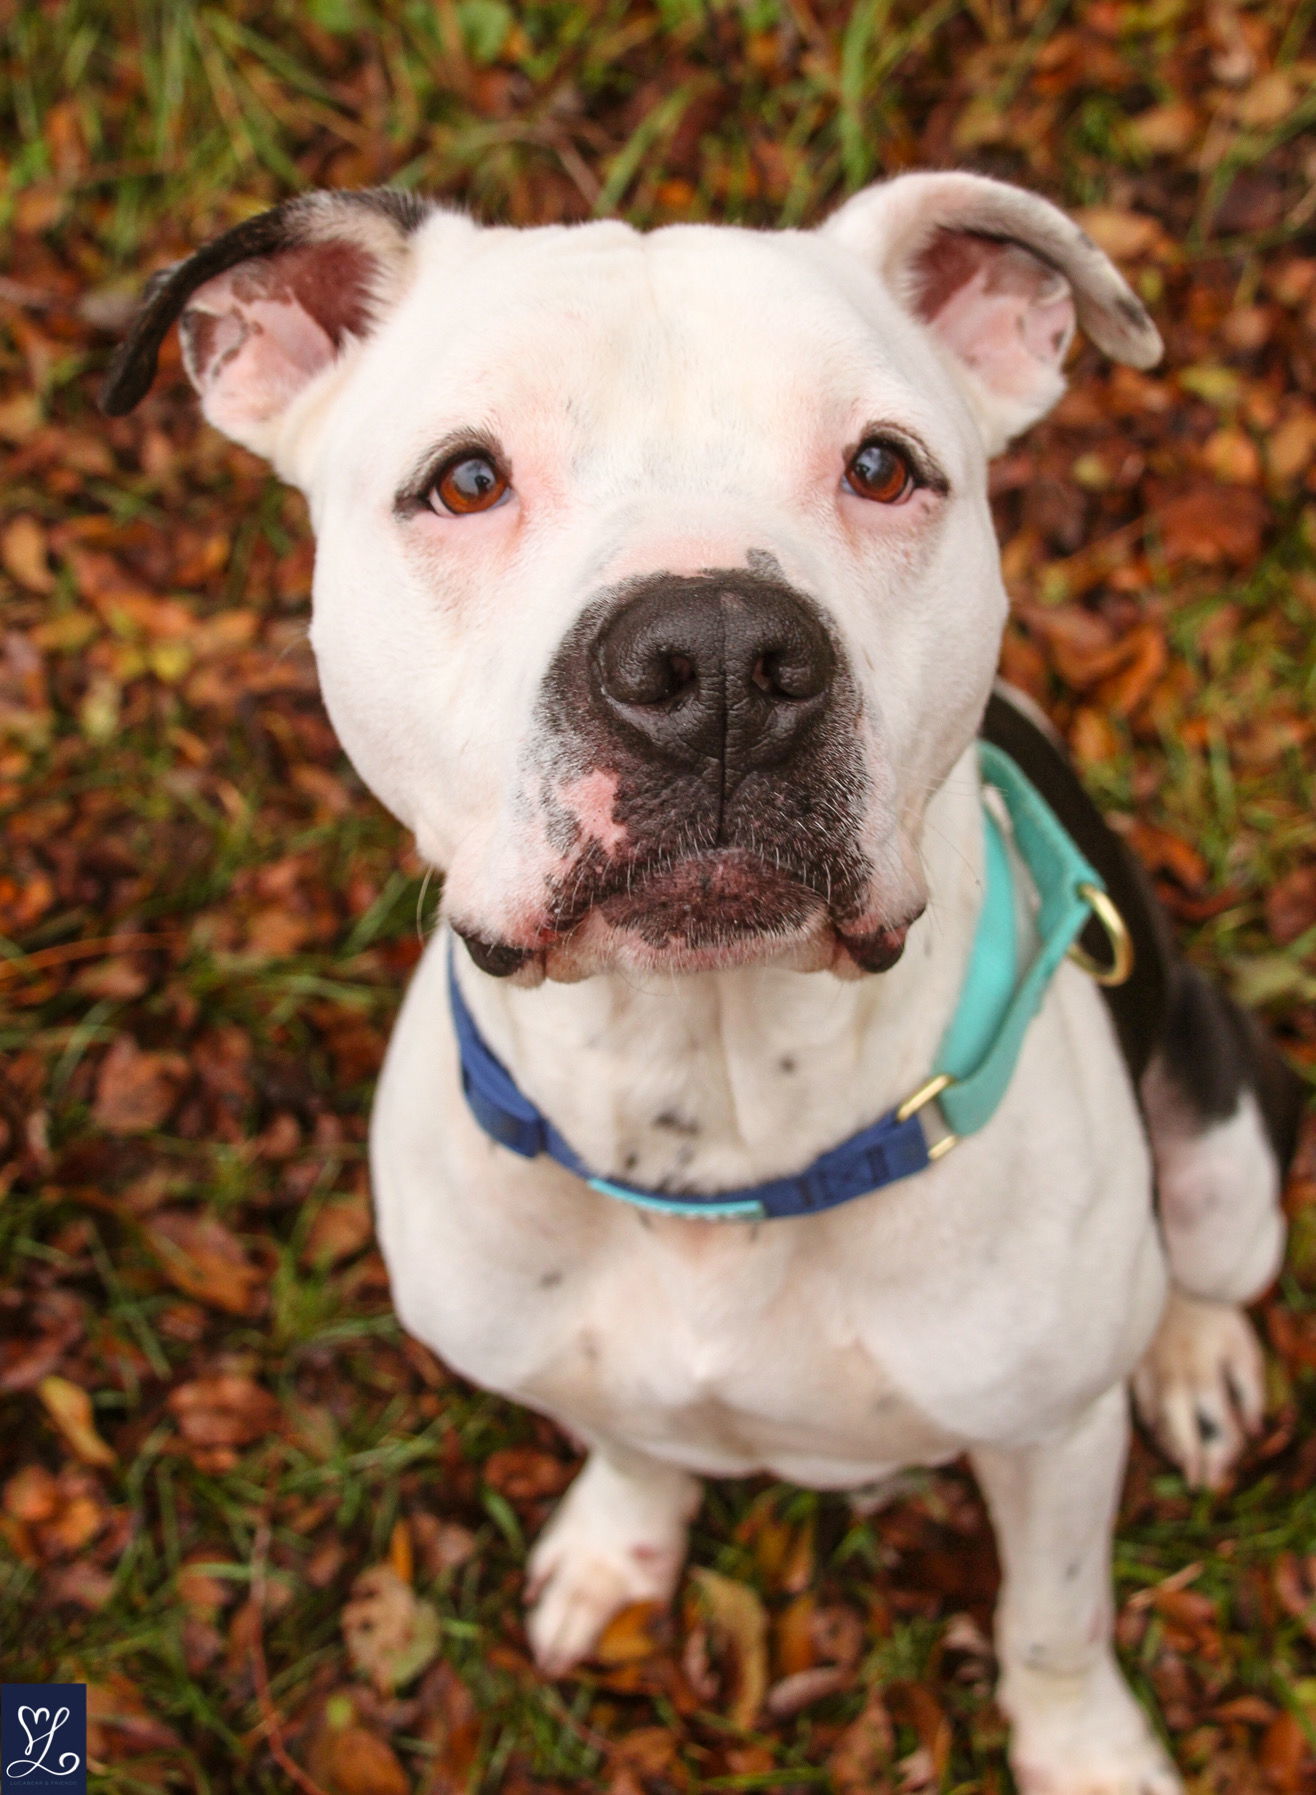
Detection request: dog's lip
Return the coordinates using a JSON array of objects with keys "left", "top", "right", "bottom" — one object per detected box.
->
[
  {"left": 546, "top": 844, "right": 829, "bottom": 939},
  {"left": 453, "top": 854, "right": 923, "bottom": 983},
  {"left": 832, "top": 919, "right": 915, "bottom": 975},
  {"left": 593, "top": 847, "right": 819, "bottom": 931}
]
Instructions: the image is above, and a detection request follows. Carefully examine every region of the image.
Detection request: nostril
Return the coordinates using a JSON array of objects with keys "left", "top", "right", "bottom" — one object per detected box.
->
[
  {"left": 664, "top": 652, "right": 697, "bottom": 703},
  {"left": 751, "top": 645, "right": 830, "bottom": 702},
  {"left": 598, "top": 643, "right": 699, "bottom": 708},
  {"left": 752, "top": 650, "right": 809, "bottom": 700}
]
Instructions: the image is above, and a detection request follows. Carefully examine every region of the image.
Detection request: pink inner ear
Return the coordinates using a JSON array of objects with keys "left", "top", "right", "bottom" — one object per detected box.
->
[
  {"left": 913, "top": 230, "right": 1076, "bottom": 404},
  {"left": 180, "top": 240, "right": 378, "bottom": 435}
]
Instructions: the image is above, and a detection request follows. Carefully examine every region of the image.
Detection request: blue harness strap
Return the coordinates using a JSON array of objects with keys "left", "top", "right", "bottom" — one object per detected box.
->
[{"left": 449, "top": 742, "right": 1121, "bottom": 1222}]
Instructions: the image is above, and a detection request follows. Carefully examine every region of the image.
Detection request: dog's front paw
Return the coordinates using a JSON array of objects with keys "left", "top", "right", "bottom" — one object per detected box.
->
[
  {"left": 1005, "top": 1659, "right": 1182, "bottom": 1795},
  {"left": 1132, "top": 1289, "right": 1265, "bottom": 1489},
  {"left": 526, "top": 1543, "right": 680, "bottom": 1676},
  {"left": 525, "top": 1452, "right": 698, "bottom": 1676}
]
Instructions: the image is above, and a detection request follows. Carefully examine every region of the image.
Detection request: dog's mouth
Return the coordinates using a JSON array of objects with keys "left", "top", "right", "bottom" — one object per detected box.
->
[
  {"left": 456, "top": 845, "right": 918, "bottom": 983},
  {"left": 595, "top": 849, "right": 818, "bottom": 947}
]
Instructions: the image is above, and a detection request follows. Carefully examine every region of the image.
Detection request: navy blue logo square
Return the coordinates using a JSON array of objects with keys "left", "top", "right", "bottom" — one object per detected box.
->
[{"left": 1, "top": 1686, "right": 87, "bottom": 1792}]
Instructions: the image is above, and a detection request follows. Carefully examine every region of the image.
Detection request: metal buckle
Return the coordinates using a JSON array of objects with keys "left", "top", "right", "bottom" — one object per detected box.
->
[
  {"left": 895, "top": 1072, "right": 957, "bottom": 1161},
  {"left": 1067, "top": 882, "right": 1135, "bottom": 988}
]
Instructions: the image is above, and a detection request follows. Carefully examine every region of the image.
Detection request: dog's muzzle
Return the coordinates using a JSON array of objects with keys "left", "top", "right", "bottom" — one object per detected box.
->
[{"left": 463, "top": 568, "right": 890, "bottom": 979}]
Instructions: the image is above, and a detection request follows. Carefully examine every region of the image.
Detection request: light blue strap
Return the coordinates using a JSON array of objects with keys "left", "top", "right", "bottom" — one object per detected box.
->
[
  {"left": 936, "top": 802, "right": 1017, "bottom": 1088},
  {"left": 588, "top": 1176, "right": 766, "bottom": 1220},
  {"left": 935, "top": 742, "right": 1104, "bottom": 1138}
]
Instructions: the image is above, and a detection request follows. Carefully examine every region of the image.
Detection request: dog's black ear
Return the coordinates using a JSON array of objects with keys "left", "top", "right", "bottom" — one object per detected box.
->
[
  {"left": 820, "top": 173, "right": 1162, "bottom": 454},
  {"left": 101, "top": 188, "right": 437, "bottom": 456}
]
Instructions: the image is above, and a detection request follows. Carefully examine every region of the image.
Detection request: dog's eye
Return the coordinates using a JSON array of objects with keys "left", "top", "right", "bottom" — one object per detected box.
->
[
  {"left": 844, "top": 439, "right": 916, "bottom": 504},
  {"left": 429, "top": 452, "right": 510, "bottom": 516}
]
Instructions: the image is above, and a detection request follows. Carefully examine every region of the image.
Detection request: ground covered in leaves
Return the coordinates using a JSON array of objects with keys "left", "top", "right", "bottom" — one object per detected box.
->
[{"left": 2, "top": 1, "right": 1316, "bottom": 1790}]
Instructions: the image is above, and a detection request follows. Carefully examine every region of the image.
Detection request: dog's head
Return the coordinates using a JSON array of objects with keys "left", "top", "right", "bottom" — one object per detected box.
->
[{"left": 106, "top": 176, "right": 1159, "bottom": 984}]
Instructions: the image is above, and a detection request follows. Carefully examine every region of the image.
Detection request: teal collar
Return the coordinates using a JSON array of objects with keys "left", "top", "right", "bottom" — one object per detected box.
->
[
  {"left": 932, "top": 741, "right": 1116, "bottom": 1141},
  {"left": 449, "top": 742, "right": 1128, "bottom": 1220}
]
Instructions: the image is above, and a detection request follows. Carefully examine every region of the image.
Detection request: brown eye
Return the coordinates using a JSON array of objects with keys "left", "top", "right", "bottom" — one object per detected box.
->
[
  {"left": 431, "top": 452, "right": 509, "bottom": 515},
  {"left": 845, "top": 439, "right": 916, "bottom": 504}
]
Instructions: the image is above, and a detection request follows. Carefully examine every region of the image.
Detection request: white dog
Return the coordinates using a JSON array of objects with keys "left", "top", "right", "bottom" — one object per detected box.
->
[{"left": 107, "top": 173, "right": 1301, "bottom": 1792}]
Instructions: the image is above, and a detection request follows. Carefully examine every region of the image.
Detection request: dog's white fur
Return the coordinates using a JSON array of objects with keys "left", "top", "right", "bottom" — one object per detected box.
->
[{"left": 171, "top": 174, "right": 1286, "bottom": 1792}]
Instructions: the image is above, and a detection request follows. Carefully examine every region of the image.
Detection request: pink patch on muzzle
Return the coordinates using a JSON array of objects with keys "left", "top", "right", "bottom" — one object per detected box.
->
[{"left": 556, "top": 769, "right": 628, "bottom": 854}]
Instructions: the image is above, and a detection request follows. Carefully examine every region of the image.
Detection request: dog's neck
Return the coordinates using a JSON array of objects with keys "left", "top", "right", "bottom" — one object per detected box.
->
[{"left": 455, "top": 745, "right": 986, "bottom": 1193}]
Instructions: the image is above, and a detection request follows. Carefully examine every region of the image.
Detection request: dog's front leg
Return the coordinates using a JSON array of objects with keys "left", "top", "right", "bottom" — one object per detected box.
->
[
  {"left": 972, "top": 1385, "right": 1181, "bottom": 1795},
  {"left": 525, "top": 1444, "right": 701, "bottom": 1676}
]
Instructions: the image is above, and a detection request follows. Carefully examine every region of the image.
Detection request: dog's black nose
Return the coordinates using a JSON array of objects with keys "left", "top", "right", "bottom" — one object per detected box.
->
[{"left": 591, "top": 577, "right": 836, "bottom": 774}]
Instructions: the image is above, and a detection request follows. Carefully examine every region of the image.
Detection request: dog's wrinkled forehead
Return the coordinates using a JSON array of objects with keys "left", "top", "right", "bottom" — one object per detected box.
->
[{"left": 324, "top": 220, "right": 963, "bottom": 513}]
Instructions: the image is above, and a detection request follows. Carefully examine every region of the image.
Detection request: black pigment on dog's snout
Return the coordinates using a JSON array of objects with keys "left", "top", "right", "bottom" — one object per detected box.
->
[
  {"left": 592, "top": 579, "right": 836, "bottom": 777},
  {"left": 536, "top": 568, "right": 874, "bottom": 943}
]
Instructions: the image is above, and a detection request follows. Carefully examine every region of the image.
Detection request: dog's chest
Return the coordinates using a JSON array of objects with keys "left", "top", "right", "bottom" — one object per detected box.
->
[
  {"left": 375, "top": 927, "right": 1163, "bottom": 1484},
  {"left": 427, "top": 1213, "right": 963, "bottom": 1484}
]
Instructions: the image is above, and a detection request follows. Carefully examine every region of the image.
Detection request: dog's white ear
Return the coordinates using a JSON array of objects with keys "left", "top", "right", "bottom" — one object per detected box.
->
[
  {"left": 102, "top": 190, "right": 438, "bottom": 457},
  {"left": 821, "top": 172, "right": 1162, "bottom": 454}
]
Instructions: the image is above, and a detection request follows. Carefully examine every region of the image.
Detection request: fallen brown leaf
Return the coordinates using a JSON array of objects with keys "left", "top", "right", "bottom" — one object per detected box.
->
[
  {"left": 765, "top": 1664, "right": 850, "bottom": 1718},
  {"left": 687, "top": 1566, "right": 768, "bottom": 1730},
  {"left": 146, "top": 1209, "right": 266, "bottom": 1315},
  {"left": 737, "top": 1498, "right": 816, "bottom": 1593},
  {"left": 1268, "top": 404, "right": 1316, "bottom": 486},
  {"left": 1129, "top": 99, "right": 1197, "bottom": 155},
  {"left": 3, "top": 1462, "right": 60, "bottom": 1522},
  {"left": 414, "top": 1661, "right": 481, "bottom": 1795},
  {"left": 37, "top": 1373, "right": 116, "bottom": 1467},
  {"left": 410, "top": 1512, "right": 478, "bottom": 1579},
  {"left": 1259, "top": 1709, "right": 1310, "bottom": 1790},
  {"left": 1273, "top": 1554, "right": 1316, "bottom": 1644},
  {"left": 302, "top": 1193, "right": 374, "bottom": 1269},
  {"left": 0, "top": 1288, "right": 85, "bottom": 1391},
  {"left": 810, "top": 1600, "right": 867, "bottom": 1670},
  {"left": 1124, "top": 820, "right": 1209, "bottom": 892},
  {"left": 1075, "top": 205, "right": 1163, "bottom": 260},
  {"left": 342, "top": 1563, "right": 442, "bottom": 1694},
  {"left": 1094, "top": 623, "right": 1167, "bottom": 719},
  {"left": 176, "top": 1554, "right": 237, "bottom": 1620},
  {"left": 38, "top": 1485, "right": 105, "bottom": 1555},
  {"left": 2, "top": 514, "right": 55, "bottom": 591},
  {"left": 830, "top": 1685, "right": 896, "bottom": 1795},
  {"left": 47, "top": 1560, "right": 115, "bottom": 1609},
  {"left": 773, "top": 1589, "right": 816, "bottom": 1676},
  {"left": 1202, "top": 425, "right": 1262, "bottom": 485},
  {"left": 86, "top": 1675, "right": 184, "bottom": 1759},
  {"left": 1265, "top": 865, "right": 1316, "bottom": 946},
  {"left": 306, "top": 1704, "right": 410, "bottom": 1795},
  {"left": 167, "top": 1373, "right": 281, "bottom": 1472},
  {"left": 889, "top": 1681, "right": 952, "bottom": 1780},
  {"left": 609, "top": 1724, "right": 679, "bottom": 1777},
  {"left": 1157, "top": 486, "right": 1267, "bottom": 566},
  {"left": 593, "top": 1599, "right": 666, "bottom": 1665},
  {"left": 482, "top": 1445, "right": 572, "bottom": 1502},
  {"left": 93, "top": 1036, "right": 187, "bottom": 1134}
]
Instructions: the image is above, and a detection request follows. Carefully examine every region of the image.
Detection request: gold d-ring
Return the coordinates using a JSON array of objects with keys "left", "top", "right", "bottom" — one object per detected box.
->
[
  {"left": 1067, "top": 883, "right": 1135, "bottom": 988},
  {"left": 896, "top": 1072, "right": 958, "bottom": 1160}
]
